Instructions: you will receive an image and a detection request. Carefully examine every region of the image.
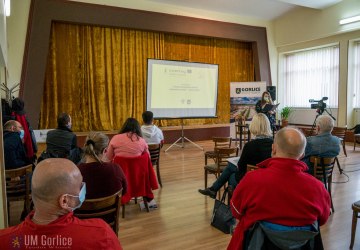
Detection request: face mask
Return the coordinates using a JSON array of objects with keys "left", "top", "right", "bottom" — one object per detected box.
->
[
  {"left": 264, "top": 97, "right": 270, "bottom": 102},
  {"left": 66, "top": 182, "right": 86, "bottom": 211},
  {"left": 19, "top": 130, "right": 25, "bottom": 140},
  {"left": 66, "top": 123, "right": 72, "bottom": 129}
]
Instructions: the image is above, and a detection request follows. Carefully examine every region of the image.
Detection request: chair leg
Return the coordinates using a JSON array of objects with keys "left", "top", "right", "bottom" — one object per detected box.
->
[
  {"left": 328, "top": 177, "right": 334, "bottom": 213},
  {"left": 354, "top": 139, "right": 356, "bottom": 151},
  {"left": 350, "top": 210, "right": 358, "bottom": 249},
  {"left": 143, "top": 197, "right": 150, "bottom": 213},
  {"left": 122, "top": 204, "right": 125, "bottom": 218},
  {"left": 204, "top": 169, "right": 208, "bottom": 188},
  {"left": 156, "top": 163, "right": 162, "bottom": 188},
  {"left": 343, "top": 141, "right": 347, "bottom": 157}
]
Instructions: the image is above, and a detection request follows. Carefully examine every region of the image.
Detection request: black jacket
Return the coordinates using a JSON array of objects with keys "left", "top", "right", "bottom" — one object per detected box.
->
[
  {"left": 3, "top": 131, "right": 29, "bottom": 169},
  {"left": 46, "top": 126, "right": 77, "bottom": 157}
]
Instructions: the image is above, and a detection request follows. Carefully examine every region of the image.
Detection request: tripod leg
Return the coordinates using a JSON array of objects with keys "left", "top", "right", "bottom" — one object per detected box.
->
[
  {"left": 184, "top": 137, "right": 204, "bottom": 150},
  {"left": 164, "top": 137, "right": 183, "bottom": 152}
]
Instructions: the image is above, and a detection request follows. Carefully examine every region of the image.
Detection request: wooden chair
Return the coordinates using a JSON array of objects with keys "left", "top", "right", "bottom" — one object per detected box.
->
[
  {"left": 246, "top": 164, "right": 259, "bottom": 172},
  {"left": 350, "top": 200, "right": 360, "bottom": 249},
  {"left": 74, "top": 190, "right": 122, "bottom": 234},
  {"left": 204, "top": 137, "right": 232, "bottom": 165},
  {"left": 5, "top": 164, "right": 33, "bottom": 223},
  {"left": 204, "top": 147, "right": 237, "bottom": 189},
  {"left": 148, "top": 144, "right": 162, "bottom": 187},
  {"left": 113, "top": 153, "right": 159, "bottom": 218},
  {"left": 354, "top": 134, "right": 360, "bottom": 151},
  {"left": 331, "top": 126, "right": 347, "bottom": 157},
  {"left": 235, "top": 121, "right": 251, "bottom": 150},
  {"left": 310, "top": 156, "right": 336, "bottom": 213}
]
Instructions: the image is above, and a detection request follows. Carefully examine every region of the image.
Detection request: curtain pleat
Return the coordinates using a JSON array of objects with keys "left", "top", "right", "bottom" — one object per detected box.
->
[{"left": 40, "top": 22, "right": 254, "bottom": 131}]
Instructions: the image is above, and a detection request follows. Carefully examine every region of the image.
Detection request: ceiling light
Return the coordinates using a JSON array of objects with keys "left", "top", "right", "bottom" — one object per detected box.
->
[
  {"left": 339, "top": 15, "right": 360, "bottom": 25},
  {"left": 5, "top": 0, "right": 10, "bottom": 17}
]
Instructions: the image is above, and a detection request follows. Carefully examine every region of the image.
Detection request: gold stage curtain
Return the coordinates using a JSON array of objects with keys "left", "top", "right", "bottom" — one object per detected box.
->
[{"left": 40, "top": 22, "right": 254, "bottom": 131}]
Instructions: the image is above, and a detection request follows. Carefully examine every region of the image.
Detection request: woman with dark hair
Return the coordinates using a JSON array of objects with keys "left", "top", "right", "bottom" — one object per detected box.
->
[
  {"left": 255, "top": 91, "right": 277, "bottom": 132},
  {"left": 105, "top": 118, "right": 149, "bottom": 160},
  {"left": 78, "top": 132, "right": 127, "bottom": 199}
]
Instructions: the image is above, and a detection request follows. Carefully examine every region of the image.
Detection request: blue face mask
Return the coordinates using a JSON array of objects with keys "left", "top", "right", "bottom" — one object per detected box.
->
[
  {"left": 66, "top": 182, "right": 86, "bottom": 211},
  {"left": 19, "top": 130, "right": 25, "bottom": 140}
]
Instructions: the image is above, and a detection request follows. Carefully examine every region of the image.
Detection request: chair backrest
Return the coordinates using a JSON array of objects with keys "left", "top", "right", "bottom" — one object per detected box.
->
[
  {"left": 246, "top": 164, "right": 259, "bottom": 172},
  {"left": 148, "top": 143, "right": 161, "bottom": 165},
  {"left": 309, "top": 156, "right": 335, "bottom": 188},
  {"left": 74, "top": 190, "right": 122, "bottom": 234},
  {"left": 301, "top": 128, "right": 315, "bottom": 137},
  {"left": 5, "top": 164, "right": 33, "bottom": 213},
  {"left": 331, "top": 127, "right": 346, "bottom": 140},
  {"left": 213, "top": 137, "right": 232, "bottom": 149},
  {"left": 215, "top": 147, "right": 237, "bottom": 170}
]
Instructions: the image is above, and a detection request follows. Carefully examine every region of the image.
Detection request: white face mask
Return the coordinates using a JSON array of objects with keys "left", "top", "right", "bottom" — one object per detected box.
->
[{"left": 264, "top": 96, "right": 270, "bottom": 102}]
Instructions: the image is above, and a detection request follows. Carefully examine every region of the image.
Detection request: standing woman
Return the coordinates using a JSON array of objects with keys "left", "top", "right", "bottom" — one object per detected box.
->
[
  {"left": 105, "top": 118, "right": 149, "bottom": 160},
  {"left": 255, "top": 91, "right": 277, "bottom": 132},
  {"left": 78, "top": 132, "right": 127, "bottom": 199}
]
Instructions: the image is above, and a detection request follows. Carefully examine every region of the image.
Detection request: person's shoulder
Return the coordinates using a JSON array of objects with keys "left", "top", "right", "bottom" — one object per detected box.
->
[
  {"left": 73, "top": 217, "right": 112, "bottom": 230},
  {"left": 0, "top": 223, "right": 22, "bottom": 238}
]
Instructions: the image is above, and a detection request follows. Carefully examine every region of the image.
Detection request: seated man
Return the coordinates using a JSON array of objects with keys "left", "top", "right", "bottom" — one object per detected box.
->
[
  {"left": 43, "top": 113, "right": 81, "bottom": 163},
  {"left": 0, "top": 158, "right": 122, "bottom": 250},
  {"left": 302, "top": 115, "right": 340, "bottom": 174},
  {"left": 228, "top": 127, "right": 330, "bottom": 250},
  {"left": 141, "top": 111, "right": 164, "bottom": 145},
  {"left": 3, "top": 120, "right": 30, "bottom": 169}
]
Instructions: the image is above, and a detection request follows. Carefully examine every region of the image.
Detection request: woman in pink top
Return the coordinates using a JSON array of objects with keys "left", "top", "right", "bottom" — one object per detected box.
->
[{"left": 106, "top": 118, "right": 149, "bottom": 160}]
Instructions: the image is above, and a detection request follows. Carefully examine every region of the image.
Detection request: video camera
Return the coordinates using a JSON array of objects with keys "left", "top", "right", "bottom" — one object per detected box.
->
[{"left": 309, "top": 97, "right": 328, "bottom": 114}]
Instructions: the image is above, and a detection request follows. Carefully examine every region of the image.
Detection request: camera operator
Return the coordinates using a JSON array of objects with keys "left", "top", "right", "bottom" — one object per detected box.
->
[{"left": 302, "top": 115, "right": 340, "bottom": 175}]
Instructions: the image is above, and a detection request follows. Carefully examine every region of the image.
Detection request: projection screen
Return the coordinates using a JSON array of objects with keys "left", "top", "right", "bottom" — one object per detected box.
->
[{"left": 146, "top": 59, "right": 219, "bottom": 118}]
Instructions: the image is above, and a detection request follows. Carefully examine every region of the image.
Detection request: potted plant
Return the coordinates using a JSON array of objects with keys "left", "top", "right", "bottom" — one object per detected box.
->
[{"left": 280, "top": 107, "right": 293, "bottom": 127}]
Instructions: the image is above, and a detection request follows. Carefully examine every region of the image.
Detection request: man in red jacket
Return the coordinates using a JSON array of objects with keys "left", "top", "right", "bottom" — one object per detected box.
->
[
  {"left": 0, "top": 158, "right": 122, "bottom": 250},
  {"left": 228, "top": 127, "right": 330, "bottom": 250}
]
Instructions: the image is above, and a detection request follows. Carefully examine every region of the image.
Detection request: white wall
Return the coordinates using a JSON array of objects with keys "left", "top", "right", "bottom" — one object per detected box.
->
[
  {"left": 6, "top": 0, "right": 30, "bottom": 93},
  {"left": 274, "top": 0, "right": 360, "bottom": 127}
]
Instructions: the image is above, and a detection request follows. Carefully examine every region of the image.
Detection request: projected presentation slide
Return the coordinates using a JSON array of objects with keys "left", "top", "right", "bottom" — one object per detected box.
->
[{"left": 147, "top": 59, "right": 219, "bottom": 118}]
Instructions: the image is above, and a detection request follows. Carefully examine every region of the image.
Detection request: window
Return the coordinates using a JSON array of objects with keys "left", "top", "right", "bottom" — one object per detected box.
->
[
  {"left": 353, "top": 41, "right": 360, "bottom": 107},
  {"left": 281, "top": 45, "right": 339, "bottom": 108}
]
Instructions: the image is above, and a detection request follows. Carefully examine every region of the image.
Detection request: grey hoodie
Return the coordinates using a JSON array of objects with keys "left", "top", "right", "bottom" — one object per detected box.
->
[{"left": 141, "top": 125, "right": 164, "bottom": 144}]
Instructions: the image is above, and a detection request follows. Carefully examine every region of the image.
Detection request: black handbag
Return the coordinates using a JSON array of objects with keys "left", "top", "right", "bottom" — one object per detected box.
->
[{"left": 211, "top": 188, "right": 235, "bottom": 234}]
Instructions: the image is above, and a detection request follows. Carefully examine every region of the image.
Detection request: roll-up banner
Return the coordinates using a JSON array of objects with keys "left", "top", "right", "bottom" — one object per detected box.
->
[{"left": 230, "top": 82, "right": 266, "bottom": 140}]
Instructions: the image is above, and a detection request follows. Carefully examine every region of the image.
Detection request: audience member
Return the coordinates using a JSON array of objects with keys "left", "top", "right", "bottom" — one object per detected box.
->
[
  {"left": 228, "top": 127, "right": 331, "bottom": 250},
  {"left": 141, "top": 111, "right": 164, "bottom": 145},
  {"left": 255, "top": 91, "right": 277, "bottom": 131},
  {"left": 198, "top": 113, "right": 273, "bottom": 198},
  {"left": 0, "top": 158, "right": 122, "bottom": 250},
  {"left": 105, "top": 118, "right": 149, "bottom": 160},
  {"left": 302, "top": 115, "right": 340, "bottom": 174},
  {"left": 78, "top": 132, "right": 127, "bottom": 199},
  {"left": 3, "top": 120, "right": 30, "bottom": 169},
  {"left": 11, "top": 97, "right": 37, "bottom": 161},
  {"left": 43, "top": 112, "right": 82, "bottom": 164}
]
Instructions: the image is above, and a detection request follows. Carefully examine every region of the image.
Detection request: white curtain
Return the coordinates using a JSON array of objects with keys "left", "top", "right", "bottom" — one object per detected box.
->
[
  {"left": 282, "top": 46, "right": 339, "bottom": 108},
  {"left": 353, "top": 41, "right": 360, "bottom": 107}
]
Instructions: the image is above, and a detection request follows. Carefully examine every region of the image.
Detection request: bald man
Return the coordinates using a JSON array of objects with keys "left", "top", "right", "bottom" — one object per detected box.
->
[
  {"left": 228, "top": 127, "right": 330, "bottom": 250},
  {"left": 3, "top": 120, "right": 29, "bottom": 169},
  {"left": 0, "top": 158, "right": 122, "bottom": 250}
]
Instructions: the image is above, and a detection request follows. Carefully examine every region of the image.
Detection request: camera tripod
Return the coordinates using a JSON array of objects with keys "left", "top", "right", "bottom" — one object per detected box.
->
[{"left": 309, "top": 108, "right": 336, "bottom": 135}]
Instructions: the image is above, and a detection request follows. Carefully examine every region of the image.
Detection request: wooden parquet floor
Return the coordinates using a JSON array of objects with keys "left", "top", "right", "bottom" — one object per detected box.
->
[{"left": 8, "top": 141, "right": 360, "bottom": 249}]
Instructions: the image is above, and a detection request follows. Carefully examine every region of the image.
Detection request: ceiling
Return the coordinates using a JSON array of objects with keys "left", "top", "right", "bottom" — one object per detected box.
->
[{"left": 147, "top": 0, "right": 342, "bottom": 20}]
